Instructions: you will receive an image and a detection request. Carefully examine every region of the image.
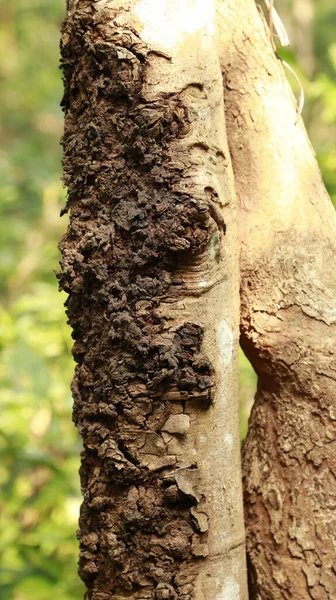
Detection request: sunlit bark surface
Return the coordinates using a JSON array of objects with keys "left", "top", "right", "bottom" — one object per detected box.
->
[
  {"left": 217, "top": 0, "right": 336, "bottom": 598},
  {"left": 60, "top": 0, "right": 247, "bottom": 598}
]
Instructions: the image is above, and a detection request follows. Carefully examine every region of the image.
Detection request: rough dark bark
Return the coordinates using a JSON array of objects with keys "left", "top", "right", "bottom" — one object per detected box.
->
[
  {"left": 59, "top": 1, "right": 247, "bottom": 598},
  {"left": 216, "top": 0, "right": 336, "bottom": 598}
]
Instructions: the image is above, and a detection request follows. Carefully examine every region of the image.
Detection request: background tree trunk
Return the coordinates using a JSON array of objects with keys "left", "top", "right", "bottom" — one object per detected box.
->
[
  {"left": 60, "top": 1, "right": 247, "bottom": 598},
  {"left": 278, "top": 0, "right": 316, "bottom": 76},
  {"left": 217, "top": 0, "right": 336, "bottom": 598}
]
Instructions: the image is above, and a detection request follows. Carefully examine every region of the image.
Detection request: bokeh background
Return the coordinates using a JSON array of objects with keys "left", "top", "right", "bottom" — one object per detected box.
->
[{"left": 0, "top": 1, "right": 335, "bottom": 598}]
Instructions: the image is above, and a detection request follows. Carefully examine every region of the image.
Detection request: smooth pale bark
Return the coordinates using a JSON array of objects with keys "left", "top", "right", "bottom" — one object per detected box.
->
[
  {"left": 217, "top": 0, "right": 336, "bottom": 598},
  {"left": 60, "top": 1, "right": 247, "bottom": 598}
]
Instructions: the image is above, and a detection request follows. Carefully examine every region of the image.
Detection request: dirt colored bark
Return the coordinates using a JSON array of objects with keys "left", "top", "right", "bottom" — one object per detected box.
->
[
  {"left": 59, "top": 1, "right": 247, "bottom": 598},
  {"left": 216, "top": 0, "right": 336, "bottom": 598}
]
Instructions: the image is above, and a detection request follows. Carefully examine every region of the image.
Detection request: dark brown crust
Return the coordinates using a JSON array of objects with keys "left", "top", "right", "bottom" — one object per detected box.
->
[{"left": 59, "top": 3, "right": 218, "bottom": 598}]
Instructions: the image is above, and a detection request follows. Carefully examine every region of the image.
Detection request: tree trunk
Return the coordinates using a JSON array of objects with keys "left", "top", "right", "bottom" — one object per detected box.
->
[
  {"left": 217, "top": 0, "right": 336, "bottom": 598},
  {"left": 59, "top": 1, "right": 247, "bottom": 598}
]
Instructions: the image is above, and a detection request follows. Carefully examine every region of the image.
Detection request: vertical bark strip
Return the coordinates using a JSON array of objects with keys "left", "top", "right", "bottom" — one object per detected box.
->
[
  {"left": 217, "top": 0, "right": 336, "bottom": 598},
  {"left": 59, "top": 1, "right": 247, "bottom": 598}
]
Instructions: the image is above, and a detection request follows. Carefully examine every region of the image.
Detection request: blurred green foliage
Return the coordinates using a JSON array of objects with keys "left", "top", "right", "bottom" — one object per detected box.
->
[
  {"left": 0, "top": 0, "right": 334, "bottom": 598},
  {"left": 277, "top": 0, "right": 336, "bottom": 205},
  {"left": 0, "top": 0, "right": 84, "bottom": 598}
]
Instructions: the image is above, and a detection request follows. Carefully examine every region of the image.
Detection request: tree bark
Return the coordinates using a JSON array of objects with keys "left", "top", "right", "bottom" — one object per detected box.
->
[
  {"left": 217, "top": 0, "right": 336, "bottom": 598},
  {"left": 59, "top": 1, "right": 247, "bottom": 598}
]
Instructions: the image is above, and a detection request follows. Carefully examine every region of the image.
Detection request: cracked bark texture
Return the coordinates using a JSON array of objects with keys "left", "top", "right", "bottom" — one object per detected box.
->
[
  {"left": 59, "top": 1, "right": 248, "bottom": 598},
  {"left": 216, "top": 0, "right": 336, "bottom": 598}
]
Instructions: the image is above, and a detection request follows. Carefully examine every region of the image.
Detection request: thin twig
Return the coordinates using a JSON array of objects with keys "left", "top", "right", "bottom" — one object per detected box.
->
[
  {"left": 282, "top": 60, "right": 305, "bottom": 123},
  {"left": 264, "top": 0, "right": 290, "bottom": 47}
]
